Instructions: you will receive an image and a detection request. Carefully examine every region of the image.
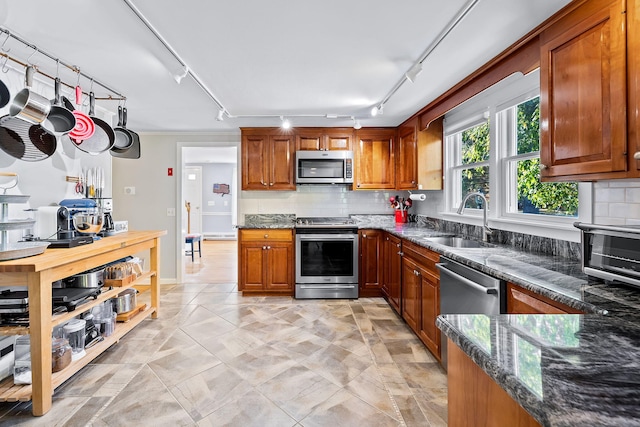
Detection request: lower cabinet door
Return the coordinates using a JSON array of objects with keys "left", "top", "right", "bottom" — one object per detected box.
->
[
  {"left": 419, "top": 273, "right": 440, "bottom": 359},
  {"left": 240, "top": 243, "right": 266, "bottom": 291},
  {"left": 401, "top": 256, "right": 421, "bottom": 334},
  {"left": 265, "top": 243, "right": 293, "bottom": 291}
]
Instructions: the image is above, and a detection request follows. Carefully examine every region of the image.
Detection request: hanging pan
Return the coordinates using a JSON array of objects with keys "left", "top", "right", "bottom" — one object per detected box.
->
[
  {"left": 112, "top": 106, "right": 133, "bottom": 150},
  {"left": 74, "top": 92, "right": 114, "bottom": 155},
  {"left": 111, "top": 108, "right": 140, "bottom": 159},
  {"left": 0, "top": 114, "right": 56, "bottom": 161},
  {"left": 0, "top": 77, "right": 9, "bottom": 109},
  {"left": 41, "top": 77, "right": 76, "bottom": 137}
]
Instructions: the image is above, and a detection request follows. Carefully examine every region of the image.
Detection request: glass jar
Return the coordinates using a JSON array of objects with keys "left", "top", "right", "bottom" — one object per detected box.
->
[
  {"left": 63, "top": 318, "right": 86, "bottom": 361},
  {"left": 51, "top": 337, "right": 72, "bottom": 372}
]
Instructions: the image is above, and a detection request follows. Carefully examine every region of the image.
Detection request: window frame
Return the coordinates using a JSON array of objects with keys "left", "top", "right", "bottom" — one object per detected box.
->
[{"left": 442, "top": 70, "right": 592, "bottom": 242}]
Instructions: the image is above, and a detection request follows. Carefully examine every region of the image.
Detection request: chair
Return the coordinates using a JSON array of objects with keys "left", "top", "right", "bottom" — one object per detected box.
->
[{"left": 185, "top": 234, "right": 202, "bottom": 262}]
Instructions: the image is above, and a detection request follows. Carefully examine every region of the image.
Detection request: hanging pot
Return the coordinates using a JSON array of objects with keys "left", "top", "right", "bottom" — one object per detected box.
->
[
  {"left": 74, "top": 92, "right": 114, "bottom": 155},
  {"left": 42, "top": 78, "right": 76, "bottom": 136},
  {"left": 9, "top": 66, "right": 51, "bottom": 124}
]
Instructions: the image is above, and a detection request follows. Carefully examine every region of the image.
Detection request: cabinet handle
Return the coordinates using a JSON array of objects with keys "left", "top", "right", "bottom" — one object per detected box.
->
[
  {"left": 539, "top": 164, "right": 548, "bottom": 170},
  {"left": 357, "top": 183, "right": 361, "bottom": 188},
  {"left": 260, "top": 180, "right": 267, "bottom": 186},
  {"left": 270, "top": 183, "right": 274, "bottom": 186},
  {"left": 264, "top": 234, "right": 268, "bottom": 238},
  {"left": 362, "top": 234, "right": 367, "bottom": 238},
  {"left": 262, "top": 246, "right": 267, "bottom": 250},
  {"left": 396, "top": 243, "right": 401, "bottom": 248},
  {"left": 411, "top": 180, "right": 416, "bottom": 184},
  {"left": 267, "top": 246, "right": 271, "bottom": 250},
  {"left": 414, "top": 270, "right": 420, "bottom": 276},
  {"left": 397, "top": 251, "right": 403, "bottom": 256},
  {"left": 634, "top": 152, "right": 640, "bottom": 160}
]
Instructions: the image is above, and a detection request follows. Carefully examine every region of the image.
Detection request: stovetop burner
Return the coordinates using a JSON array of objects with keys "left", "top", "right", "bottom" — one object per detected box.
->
[{"left": 295, "top": 217, "right": 357, "bottom": 228}]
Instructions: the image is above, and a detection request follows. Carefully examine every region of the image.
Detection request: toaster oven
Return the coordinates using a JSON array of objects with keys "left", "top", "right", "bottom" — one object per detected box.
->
[{"left": 574, "top": 222, "right": 640, "bottom": 288}]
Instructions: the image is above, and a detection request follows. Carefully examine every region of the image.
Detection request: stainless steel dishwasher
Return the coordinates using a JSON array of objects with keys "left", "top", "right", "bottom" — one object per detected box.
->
[{"left": 436, "top": 256, "right": 505, "bottom": 370}]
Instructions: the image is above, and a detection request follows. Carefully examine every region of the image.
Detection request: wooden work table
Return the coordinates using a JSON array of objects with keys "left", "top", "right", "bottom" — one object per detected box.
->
[{"left": 0, "top": 230, "right": 166, "bottom": 416}]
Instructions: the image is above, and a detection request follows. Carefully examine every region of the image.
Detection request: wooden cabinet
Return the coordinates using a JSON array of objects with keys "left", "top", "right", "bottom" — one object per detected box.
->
[
  {"left": 238, "top": 229, "right": 294, "bottom": 294},
  {"left": 354, "top": 128, "right": 396, "bottom": 189},
  {"left": 395, "top": 116, "right": 443, "bottom": 191},
  {"left": 539, "top": 0, "right": 628, "bottom": 181},
  {"left": 506, "top": 282, "right": 583, "bottom": 314},
  {"left": 396, "top": 119, "right": 418, "bottom": 190},
  {"left": 359, "top": 229, "right": 383, "bottom": 297},
  {"left": 629, "top": 0, "right": 640, "bottom": 174},
  {"left": 241, "top": 129, "right": 295, "bottom": 190},
  {"left": 296, "top": 128, "right": 353, "bottom": 151},
  {"left": 402, "top": 241, "right": 441, "bottom": 358},
  {"left": 448, "top": 341, "right": 541, "bottom": 427},
  {"left": 0, "top": 231, "right": 164, "bottom": 416},
  {"left": 382, "top": 233, "right": 402, "bottom": 314}
]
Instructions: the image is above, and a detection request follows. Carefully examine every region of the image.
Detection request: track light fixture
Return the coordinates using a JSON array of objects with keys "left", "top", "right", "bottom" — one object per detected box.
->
[
  {"left": 216, "top": 109, "right": 225, "bottom": 121},
  {"left": 405, "top": 62, "right": 423, "bottom": 83},
  {"left": 352, "top": 117, "right": 362, "bottom": 130},
  {"left": 173, "top": 65, "right": 189, "bottom": 84},
  {"left": 370, "top": 105, "right": 383, "bottom": 117}
]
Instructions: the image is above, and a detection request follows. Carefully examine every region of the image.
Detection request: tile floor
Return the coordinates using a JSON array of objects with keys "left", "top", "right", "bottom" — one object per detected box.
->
[{"left": 0, "top": 284, "right": 448, "bottom": 426}]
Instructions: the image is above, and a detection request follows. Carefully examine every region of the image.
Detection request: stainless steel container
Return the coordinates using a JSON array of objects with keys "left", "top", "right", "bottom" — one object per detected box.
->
[
  {"left": 63, "top": 267, "right": 105, "bottom": 288},
  {"left": 111, "top": 288, "right": 136, "bottom": 313}
]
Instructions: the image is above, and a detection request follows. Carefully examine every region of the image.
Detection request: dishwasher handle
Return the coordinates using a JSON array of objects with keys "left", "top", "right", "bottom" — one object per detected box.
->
[{"left": 436, "top": 262, "right": 498, "bottom": 295}]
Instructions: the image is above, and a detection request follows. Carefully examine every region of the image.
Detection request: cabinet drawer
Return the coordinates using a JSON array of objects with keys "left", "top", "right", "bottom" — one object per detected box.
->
[
  {"left": 507, "top": 283, "right": 582, "bottom": 314},
  {"left": 403, "top": 241, "right": 440, "bottom": 272},
  {"left": 240, "top": 229, "right": 293, "bottom": 241}
]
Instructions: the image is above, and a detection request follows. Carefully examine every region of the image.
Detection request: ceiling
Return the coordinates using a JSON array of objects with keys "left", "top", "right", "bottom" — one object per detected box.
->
[{"left": 0, "top": 0, "right": 572, "bottom": 132}]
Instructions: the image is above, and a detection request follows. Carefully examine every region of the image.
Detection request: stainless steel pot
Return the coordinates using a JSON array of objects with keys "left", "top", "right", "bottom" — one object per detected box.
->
[
  {"left": 63, "top": 267, "right": 105, "bottom": 288},
  {"left": 9, "top": 66, "right": 51, "bottom": 124},
  {"left": 111, "top": 288, "right": 137, "bottom": 313}
]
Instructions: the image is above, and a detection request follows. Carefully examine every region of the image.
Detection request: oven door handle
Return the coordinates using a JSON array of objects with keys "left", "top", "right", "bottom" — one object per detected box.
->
[
  {"left": 298, "top": 285, "right": 357, "bottom": 289},
  {"left": 297, "top": 235, "right": 357, "bottom": 241}
]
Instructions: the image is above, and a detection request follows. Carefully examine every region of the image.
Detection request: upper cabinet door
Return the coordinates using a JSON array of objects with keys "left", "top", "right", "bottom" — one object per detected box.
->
[
  {"left": 269, "top": 135, "right": 295, "bottom": 190},
  {"left": 629, "top": 0, "right": 640, "bottom": 173},
  {"left": 242, "top": 134, "right": 269, "bottom": 190},
  {"left": 396, "top": 119, "right": 418, "bottom": 190},
  {"left": 540, "top": 0, "right": 627, "bottom": 180},
  {"left": 354, "top": 129, "right": 396, "bottom": 190},
  {"left": 323, "top": 129, "right": 353, "bottom": 151}
]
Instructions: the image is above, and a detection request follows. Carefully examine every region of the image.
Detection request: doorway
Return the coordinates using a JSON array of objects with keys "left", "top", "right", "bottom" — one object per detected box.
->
[{"left": 177, "top": 143, "right": 239, "bottom": 284}]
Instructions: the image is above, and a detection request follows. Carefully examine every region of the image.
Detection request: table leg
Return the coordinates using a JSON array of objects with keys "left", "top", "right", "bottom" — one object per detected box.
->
[
  {"left": 150, "top": 237, "right": 160, "bottom": 319},
  {"left": 27, "top": 271, "right": 53, "bottom": 416}
]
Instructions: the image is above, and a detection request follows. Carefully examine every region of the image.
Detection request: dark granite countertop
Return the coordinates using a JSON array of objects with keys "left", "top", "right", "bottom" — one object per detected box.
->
[{"left": 436, "top": 314, "right": 640, "bottom": 427}]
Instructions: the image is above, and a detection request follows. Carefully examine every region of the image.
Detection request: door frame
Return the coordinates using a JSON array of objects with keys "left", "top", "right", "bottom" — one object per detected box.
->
[{"left": 176, "top": 140, "right": 240, "bottom": 284}]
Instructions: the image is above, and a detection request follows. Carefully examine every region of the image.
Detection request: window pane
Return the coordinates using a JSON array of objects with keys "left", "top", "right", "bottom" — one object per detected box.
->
[
  {"left": 462, "top": 121, "right": 490, "bottom": 164},
  {"left": 517, "top": 158, "right": 579, "bottom": 216},
  {"left": 517, "top": 97, "right": 540, "bottom": 154},
  {"left": 461, "top": 166, "right": 490, "bottom": 207}
]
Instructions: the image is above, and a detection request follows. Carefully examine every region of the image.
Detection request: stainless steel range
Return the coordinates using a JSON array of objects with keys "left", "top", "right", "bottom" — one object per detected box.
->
[{"left": 295, "top": 217, "right": 359, "bottom": 299}]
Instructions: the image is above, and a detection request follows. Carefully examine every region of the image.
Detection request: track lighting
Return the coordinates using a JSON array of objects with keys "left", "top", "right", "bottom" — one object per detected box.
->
[
  {"left": 173, "top": 65, "right": 189, "bottom": 84},
  {"left": 352, "top": 117, "right": 362, "bottom": 130},
  {"left": 405, "top": 62, "right": 423, "bottom": 83},
  {"left": 216, "top": 109, "right": 225, "bottom": 121},
  {"left": 370, "top": 105, "right": 383, "bottom": 117}
]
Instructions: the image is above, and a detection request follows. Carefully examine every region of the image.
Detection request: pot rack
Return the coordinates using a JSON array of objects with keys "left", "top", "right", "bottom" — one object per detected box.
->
[{"left": 0, "top": 27, "right": 126, "bottom": 101}]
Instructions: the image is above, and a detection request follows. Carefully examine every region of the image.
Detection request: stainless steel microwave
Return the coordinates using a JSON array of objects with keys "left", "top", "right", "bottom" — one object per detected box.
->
[{"left": 295, "top": 151, "right": 354, "bottom": 184}]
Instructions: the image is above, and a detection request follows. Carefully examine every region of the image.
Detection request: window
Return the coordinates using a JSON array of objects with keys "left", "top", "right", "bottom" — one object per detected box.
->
[
  {"left": 500, "top": 97, "right": 579, "bottom": 218},
  {"left": 444, "top": 70, "right": 591, "bottom": 239}
]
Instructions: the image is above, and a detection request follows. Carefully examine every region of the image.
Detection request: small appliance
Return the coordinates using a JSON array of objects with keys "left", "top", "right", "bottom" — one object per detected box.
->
[{"left": 295, "top": 151, "right": 354, "bottom": 184}]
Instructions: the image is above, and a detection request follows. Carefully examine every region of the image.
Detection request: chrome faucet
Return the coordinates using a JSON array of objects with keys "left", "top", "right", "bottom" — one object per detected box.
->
[{"left": 457, "top": 192, "right": 493, "bottom": 242}]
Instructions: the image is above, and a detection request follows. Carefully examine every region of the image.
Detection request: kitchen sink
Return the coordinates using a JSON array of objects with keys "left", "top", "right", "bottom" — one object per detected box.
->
[{"left": 422, "top": 236, "right": 496, "bottom": 249}]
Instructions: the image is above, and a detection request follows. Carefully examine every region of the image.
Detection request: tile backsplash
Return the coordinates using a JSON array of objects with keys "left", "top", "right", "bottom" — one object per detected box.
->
[
  {"left": 239, "top": 186, "right": 406, "bottom": 218},
  {"left": 594, "top": 179, "right": 640, "bottom": 225}
]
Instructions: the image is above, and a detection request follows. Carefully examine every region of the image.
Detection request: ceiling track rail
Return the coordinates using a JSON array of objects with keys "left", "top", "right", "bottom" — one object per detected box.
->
[
  {"left": 377, "top": 0, "right": 481, "bottom": 109},
  {"left": 0, "top": 27, "right": 126, "bottom": 101}
]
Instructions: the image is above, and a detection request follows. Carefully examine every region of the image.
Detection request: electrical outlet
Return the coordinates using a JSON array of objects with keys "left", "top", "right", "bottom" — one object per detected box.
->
[
  {"left": 224, "top": 200, "right": 228, "bottom": 206},
  {"left": 167, "top": 208, "right": 176, "bottom": 216},
  {"left": 124, "top": 186, "right": 136, "bottom": 195}
]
